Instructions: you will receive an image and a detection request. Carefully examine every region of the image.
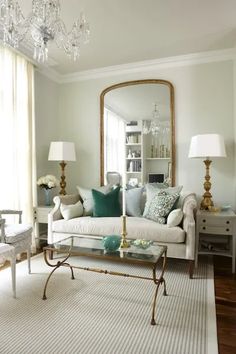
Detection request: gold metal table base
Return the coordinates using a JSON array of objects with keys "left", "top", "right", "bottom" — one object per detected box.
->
[
  {"left": 42, "top": 248, "right": 167, "bottom": 326},
  {"left": 42, "top": 250, "right": 75, "bottom": 300}
]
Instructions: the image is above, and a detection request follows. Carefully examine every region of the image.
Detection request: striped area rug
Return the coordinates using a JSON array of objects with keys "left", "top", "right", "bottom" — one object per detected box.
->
[{"left": 0, "top": 253, "right": 217, "bottom": 354}]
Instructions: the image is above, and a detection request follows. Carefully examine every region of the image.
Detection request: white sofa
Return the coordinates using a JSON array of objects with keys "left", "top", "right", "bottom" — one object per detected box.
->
[{"left": 48, "top": 191, "right": 197, "bottom": 277}]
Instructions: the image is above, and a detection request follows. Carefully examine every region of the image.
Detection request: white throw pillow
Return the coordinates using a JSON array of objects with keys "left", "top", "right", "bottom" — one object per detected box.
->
[
  {"left": 167, "top": 208, "right": 184, "bottom": 227},
  {"left": 76, "top": 185, "right": 112, "bottom": 215},
  {"left": 60, "top": 201, "right": 83, "bottom": 221}
]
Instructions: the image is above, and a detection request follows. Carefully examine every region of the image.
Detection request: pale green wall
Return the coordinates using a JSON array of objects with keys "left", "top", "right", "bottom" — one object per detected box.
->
[
  {"left": 34, "top": 71, "right": 60, "bottom": 204},
  {"left": 35, "top": 60, "right": 235, "bottom": 208}
]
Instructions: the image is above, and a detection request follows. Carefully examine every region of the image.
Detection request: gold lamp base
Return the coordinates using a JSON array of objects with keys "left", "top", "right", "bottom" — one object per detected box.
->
[
  {"left": 59, "top": 161, "right": 67, "bottom": 195},
  {"left": 200, "top": 159, "right": 214, "bottom": 210},
  {"left": 120, "top": 215, "right": 130, "bottom": 248}
]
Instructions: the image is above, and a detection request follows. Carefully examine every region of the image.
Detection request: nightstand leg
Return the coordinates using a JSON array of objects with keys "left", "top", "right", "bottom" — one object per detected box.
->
[
  {"left": 189, "top": 260, "right": 194, "bottom": 279},
  {"left": 232, "top": 236, "right": 235, "bottom": 273}
]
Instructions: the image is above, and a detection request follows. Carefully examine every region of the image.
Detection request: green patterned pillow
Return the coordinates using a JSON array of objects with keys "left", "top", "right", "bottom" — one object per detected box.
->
[
  {"left": 143, "top": 183, "right": 182, "bottom": 217},
  {"left": 144, "top": 190, "right": 180, "bottom": 223}
]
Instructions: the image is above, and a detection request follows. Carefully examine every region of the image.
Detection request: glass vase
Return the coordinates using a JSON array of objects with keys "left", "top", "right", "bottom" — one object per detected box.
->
[{"left": 44, "top": 189, "right": 51, "bottom": 206}]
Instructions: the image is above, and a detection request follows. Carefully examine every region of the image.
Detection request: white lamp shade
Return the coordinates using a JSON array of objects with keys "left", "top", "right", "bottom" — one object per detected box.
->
[
  {"left": 48, "top": 142, "right": 76, "bottom": 161},
  {"left": 188, "top": 134, "right": 226, "bottom": 158}
]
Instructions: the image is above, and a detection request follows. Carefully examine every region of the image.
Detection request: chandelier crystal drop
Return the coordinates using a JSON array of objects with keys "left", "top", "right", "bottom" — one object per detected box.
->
[
  {"left": 143, "top": 103, "right": 161, "bottom": 136},
  {"left": 0, "top": 0, "right": 90, "bottom": 62}
]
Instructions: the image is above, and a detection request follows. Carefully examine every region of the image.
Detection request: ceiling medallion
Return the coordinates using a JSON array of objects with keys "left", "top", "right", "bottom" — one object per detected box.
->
[{"left": 0, "top": 0, "right": 90, "bottom": 62}]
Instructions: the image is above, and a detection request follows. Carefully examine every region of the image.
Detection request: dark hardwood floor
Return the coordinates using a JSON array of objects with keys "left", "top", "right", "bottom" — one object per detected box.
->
[
  {"left": 1, "top": 252, "right": 235, "bottom": 353},
  {"left": 213, "top": 255, "right": 236, "bottom": 354}
]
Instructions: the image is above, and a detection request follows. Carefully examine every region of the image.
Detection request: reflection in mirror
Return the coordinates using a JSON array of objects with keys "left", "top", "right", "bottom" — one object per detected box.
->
[{"left": 100, "top": 80, "right": 175, "bottom": 187}]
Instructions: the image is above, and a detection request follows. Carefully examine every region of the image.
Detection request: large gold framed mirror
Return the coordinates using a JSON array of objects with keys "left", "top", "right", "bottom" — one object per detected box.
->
[{"left": 100, "top": 79, "right": 175, "bottom": 187}]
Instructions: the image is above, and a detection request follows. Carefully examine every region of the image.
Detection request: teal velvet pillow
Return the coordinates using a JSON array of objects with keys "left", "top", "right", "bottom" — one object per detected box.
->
[{"left": 92, "top": 187, "right": 122, "bottom": 217}]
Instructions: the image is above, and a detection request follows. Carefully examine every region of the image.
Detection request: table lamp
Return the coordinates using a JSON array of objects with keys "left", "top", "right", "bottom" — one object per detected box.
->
[
  {"left": 188, "top": 134, "right": 226, "bottom": 210},
  {"left": 48, "top": 141, "right": 76, "bottom": 195}
]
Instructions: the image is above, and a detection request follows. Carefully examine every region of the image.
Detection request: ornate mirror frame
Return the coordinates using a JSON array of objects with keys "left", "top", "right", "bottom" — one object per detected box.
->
[{"left": 100, "top": 79, "right": 175, "bottom": 186}]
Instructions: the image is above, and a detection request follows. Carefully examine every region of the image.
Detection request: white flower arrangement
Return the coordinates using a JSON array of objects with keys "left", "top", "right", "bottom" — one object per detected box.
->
[{"left": 37, "top": 175, "right": 59, "bottom": 190}]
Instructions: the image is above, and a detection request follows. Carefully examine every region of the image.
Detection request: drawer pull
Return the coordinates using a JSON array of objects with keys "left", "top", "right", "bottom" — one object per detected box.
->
[
  {"left": 202, "top": 226, "right": 206, "bottom": 230},
  {"left": 203, "top": 219, "right": 206, "bottom": 223},
  {"left": 226, "top": 221, "right": 230, "bottom": 224},
  {"left": 226, "top": 228, "right": 229, "bottom": 232}
]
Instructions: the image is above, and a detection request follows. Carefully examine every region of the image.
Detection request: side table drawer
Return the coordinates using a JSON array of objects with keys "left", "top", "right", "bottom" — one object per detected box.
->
[
  {"left": 199, "top": 217, "right": 233, "bottom": 227},
  {"left": 199, "top": 225, "right": 233, "bottom": 235},
  {"left": 35, "top": 208, "right": 52, "bottom": 223}
]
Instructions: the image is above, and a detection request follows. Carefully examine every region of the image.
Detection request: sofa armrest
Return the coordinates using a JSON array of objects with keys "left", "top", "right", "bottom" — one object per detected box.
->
[
  {"left": 182, "top": 193, "right": 197, "bottom": 260},
  {"left": 47, "top": 194, "right": 80, "bottom": 244}
]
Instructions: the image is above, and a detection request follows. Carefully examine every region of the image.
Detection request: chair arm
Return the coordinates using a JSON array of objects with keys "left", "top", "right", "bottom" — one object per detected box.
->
[
  {"left": 182, "top": 193, "right": 197, "bottom": 260},
  {"left": 0, "top": 210, "right": 22, "bottom": 223}
]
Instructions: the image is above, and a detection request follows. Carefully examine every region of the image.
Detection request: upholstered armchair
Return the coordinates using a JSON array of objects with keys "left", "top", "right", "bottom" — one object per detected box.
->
[
  {"left": 0, "top": 210, "right": 32, "bottom": 297},
  {"left": 106, "top": 171, "right": 122, "bottom": 186}
]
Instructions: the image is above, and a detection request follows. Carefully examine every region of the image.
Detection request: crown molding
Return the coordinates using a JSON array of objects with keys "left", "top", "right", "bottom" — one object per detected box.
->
[
  {"left": 38, "top": 47, "right": 236, "bottom": 84},
  {"left": 35, "top": 65, "right": 62, "bottom": 83}
]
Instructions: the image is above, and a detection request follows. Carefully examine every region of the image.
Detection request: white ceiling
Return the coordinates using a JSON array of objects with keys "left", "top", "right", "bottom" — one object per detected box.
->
[{"left": 18, "top": 0, "right": 236, "bottom": 75}]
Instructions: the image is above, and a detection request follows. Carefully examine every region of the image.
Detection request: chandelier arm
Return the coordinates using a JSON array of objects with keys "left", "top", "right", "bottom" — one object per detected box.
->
[{"left": 0, "top": 0, "right": 90, "bottom": 63}]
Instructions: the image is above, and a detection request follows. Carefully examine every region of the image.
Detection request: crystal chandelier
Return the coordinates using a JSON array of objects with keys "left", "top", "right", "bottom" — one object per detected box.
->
[
  {"left": 143, "top": 103, "right": 161, "bottom": 135},
  {"left": 0, "top": 0, "right": 90, "bottom": 62}
]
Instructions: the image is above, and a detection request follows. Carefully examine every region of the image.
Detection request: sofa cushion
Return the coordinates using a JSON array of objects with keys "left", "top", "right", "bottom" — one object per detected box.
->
[
  {"left": 92, "top": 187, "right": 121, "bottom": 217},
  {"left": 144, "top": 190, "right": 180, "bottom": 223},
  {"left": 52, "top": 216, "right": 185, "bottom": 243},
  {"left": 125, "top": 187, "right": 143, "bottom": 217},
  {"left": 167, "top": 208, "right": 184, "bottom": 227},
  {"left": 77, "top": 185, "right": 111, "bottom": 216},
  {"left": 4, "top": 224, "right": 32, "bottom": 243},
  {"left": 60, "top": 201, "right": 83, "bottom": 220},
  {"left": 143, "top": 184, "right": 182, "bottom": 217}
]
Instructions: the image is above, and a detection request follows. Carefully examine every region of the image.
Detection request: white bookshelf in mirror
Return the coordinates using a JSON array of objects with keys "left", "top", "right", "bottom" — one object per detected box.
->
[{"left": 125, "top": 120, "right": 171, "bottom": 186}]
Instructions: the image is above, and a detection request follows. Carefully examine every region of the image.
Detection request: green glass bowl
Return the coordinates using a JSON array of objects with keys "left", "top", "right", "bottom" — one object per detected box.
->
[
  {"left": 132, "top": 239, "right": 153, "bottom": 249},
  {"left": 102, "top": 235, "right": 121, "bottom": 252}
]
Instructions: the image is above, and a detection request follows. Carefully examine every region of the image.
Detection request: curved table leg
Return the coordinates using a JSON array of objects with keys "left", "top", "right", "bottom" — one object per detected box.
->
[
  {"left": 42, "top": 249, "right": 74, "bottom": 300},
  {"left": 151, "top": 249, "right": 167, "bottom": 325}
]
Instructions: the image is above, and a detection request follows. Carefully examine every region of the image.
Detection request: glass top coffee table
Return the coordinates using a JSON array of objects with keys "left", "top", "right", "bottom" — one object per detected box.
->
[{"left": 42, "top": 236, "right": 167, "bottom": 325}]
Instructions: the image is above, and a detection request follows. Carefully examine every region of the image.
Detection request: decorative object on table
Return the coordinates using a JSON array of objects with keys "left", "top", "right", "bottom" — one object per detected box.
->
[
  {"left": 37, "top": 174, "right": 59, "bottom": 206},
  {"left": 188, "top": 134, "right": 226, "bottom": 210},
  {"left": 0, "top": 0, "right": 90, "bottom": 63},
  {"left": 132, "top": 239, "right": 153, "bottom": 249},
  {"left": 120, "top": 215, "right": 130, "bottom": 248},
  {"left": 221, "top": 205, "right": 231, "bottom": 211},
  {"left": 120, "top": 169, "right": 130, "bottom": 248},
  {"left": 102, "top": 235, "right": 121, "bottom": 252},
  {"left": 48, "top": 141, "right": 76, "bottom": 195},
  {"left": 207, "top": 206, "right": 221, "bottom": 213}
]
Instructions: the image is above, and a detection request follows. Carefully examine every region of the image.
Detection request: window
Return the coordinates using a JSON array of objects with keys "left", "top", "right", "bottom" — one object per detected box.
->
[
  {"left": 104, "top": 107, "right": 125, "bottom": 180},
  {"left": 0, "top": 46, "right": 36, "bottom": 231}
]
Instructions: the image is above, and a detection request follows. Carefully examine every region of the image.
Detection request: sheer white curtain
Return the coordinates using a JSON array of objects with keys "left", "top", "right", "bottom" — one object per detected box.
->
[
  {"left": 0, "top": 46, "right": 37, "bottom": 249},
  {"left": 104, "top": 107, "right": 125, "bottom": 179}
]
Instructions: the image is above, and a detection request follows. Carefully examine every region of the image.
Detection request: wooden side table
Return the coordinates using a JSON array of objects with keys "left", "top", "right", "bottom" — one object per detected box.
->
[
  {"left": 34, "top": 206, "right": 53, "bottom": 248},
  {"left": 196, "top": 209, "right": 236, "bottom": 273}
]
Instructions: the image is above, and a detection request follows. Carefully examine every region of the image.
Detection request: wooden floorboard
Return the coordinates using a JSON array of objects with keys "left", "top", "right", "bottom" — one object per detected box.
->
[
  {"left": 213, "top": 255, "right": 236, "bottom": 354},
  {"left": 1, "top": 252, "right": 236, "bottom": 353}
]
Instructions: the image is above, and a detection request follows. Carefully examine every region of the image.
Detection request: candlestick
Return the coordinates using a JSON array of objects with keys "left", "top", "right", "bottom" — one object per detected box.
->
[
  {"left": 120, "top": 215, "right": 130, "bottom": 248},
  {"left": 122, "top": 165, "right": 126, "bottom": 216}
]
